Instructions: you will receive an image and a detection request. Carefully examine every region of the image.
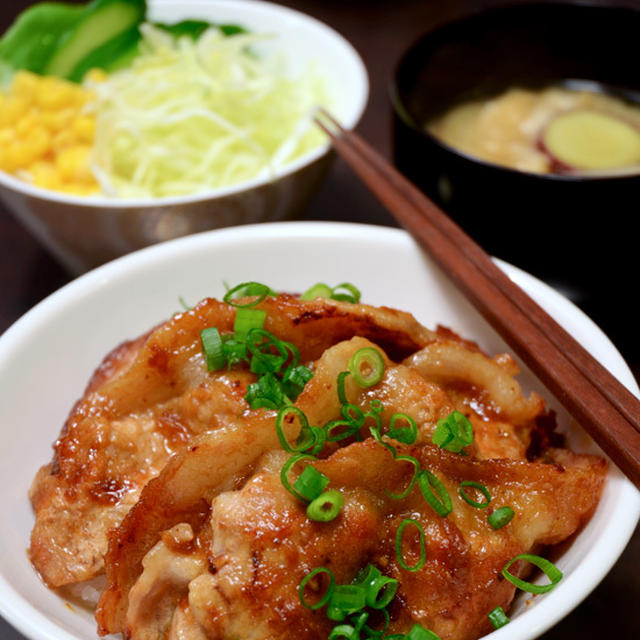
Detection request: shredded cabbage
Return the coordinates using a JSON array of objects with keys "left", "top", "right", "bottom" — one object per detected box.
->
[{"left": 87, "top": 24, "right": 328, "bottom": 198}]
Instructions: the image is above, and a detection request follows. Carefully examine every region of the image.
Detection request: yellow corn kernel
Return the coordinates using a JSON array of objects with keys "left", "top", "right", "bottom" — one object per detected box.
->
[
  {"left": 11, "top": 70, "right": 40, "bottom": 102},
  {"left": 0, "top": 128, "right": 14, "bottom": 146},
  {"left": 28, "top": 161, "right": 61, "bottom": 190},
  {"left": 3, "top": 141, "right": 37, "bottom": 170},
  {"left": 26, "top": 126, "right": 51, "bottom": 160},
  {"left": 35, "top": 77, "right": 75, "bottom": 111},
  {"left": 15, "top": 114, "right": 36, "bottom": 137},
  {"left": 0, "top": 95, "right": 29, "bottom": 127},
  {"left": 39, "top": 107, "right": 76, "bottom": 133},
  {"left": 55, "top": 145, "right": 94, "bottom": 182},
  {"left": 52, "top": 129, "right": 77, "bottom": 153},
  {"left": 72, "top": 116, "right": 95, "bottom": 143}
]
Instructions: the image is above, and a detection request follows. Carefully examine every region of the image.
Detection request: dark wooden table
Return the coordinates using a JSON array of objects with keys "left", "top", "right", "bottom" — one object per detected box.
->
[{"left": 1, "top": 1, "right": 638, "bottom": 638}]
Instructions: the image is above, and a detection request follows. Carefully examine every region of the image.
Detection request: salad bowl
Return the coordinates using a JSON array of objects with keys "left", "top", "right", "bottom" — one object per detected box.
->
[{"left": 0, "top": 0, "right": 368, "bottom": 273}]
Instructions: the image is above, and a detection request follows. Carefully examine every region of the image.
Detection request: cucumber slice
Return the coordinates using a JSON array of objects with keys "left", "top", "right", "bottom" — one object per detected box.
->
[
  {"left": 43, "top": 0, "right": 145, "bottom": 78},
  {"left": 543, "top": 109, "right": 640, "bottom": 171},
  {"left": 0, "top": 3, "right": 83, "bottom": 74},
  {"left": 68, "top": 25, "right": 141, "bottom": 82}
]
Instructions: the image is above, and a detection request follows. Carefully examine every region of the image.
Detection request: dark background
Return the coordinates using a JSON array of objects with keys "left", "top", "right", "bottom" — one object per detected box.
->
[{"left": 1, "top": 1, "right": 638, "bottom": 638}]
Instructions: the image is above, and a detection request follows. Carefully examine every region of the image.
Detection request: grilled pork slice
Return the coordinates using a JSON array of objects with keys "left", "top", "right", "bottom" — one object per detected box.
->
[
  {"left": 30, "top": 295, "right": 435, "bottom": 588},
  {"left": 109, "top": 440, "right": 605, "bottom": 640},
  {"left": 96, "top": 332, "right": 547, "bottom": 635}
]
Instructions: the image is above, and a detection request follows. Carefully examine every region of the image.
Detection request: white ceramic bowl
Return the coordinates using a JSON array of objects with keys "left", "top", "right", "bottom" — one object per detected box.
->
[
  {"left": 0, "top": 221, "right": 638, "bottom": 640},
  {"left": 0, "top": 1, "right": 368, "bottom": 274}
]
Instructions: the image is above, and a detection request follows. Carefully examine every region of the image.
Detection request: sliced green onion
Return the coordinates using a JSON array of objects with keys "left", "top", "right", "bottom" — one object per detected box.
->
[
  {"left": 337, "top": 371, "right": 350, "bottom": 405},
  {"left": 247, "top": 328, "right": 288, "bottom": 374},
  {"left": 328, "top": 625, "right": 358, "bottom": 640},
  {"left": 282, "top": 364, "right": 314, "bottom": 400},
  {"left": 327, "top": 584, "right": 367, "bottom": 620},
  {"left": 351, "top": 611, "right": 371, "bottom": 637},
  {"left": 233, "top": 307, "right": 266, "bottom": 341},
  {"left": 341, "top": 403, "right": 365, "bottom": 427},
  {"left": 294, "top": 466, "right": 330, "bottom": 502},
  {"left": 365, "top": 574, "right": 398, "bottom": 609},
  {"left": 299, "top": 567, "right": 335, "bottom": 610},
  {"left": 325, "top": 419, "right": 361, "bottom": 442},
  {"left": 281, "top": 340, "right": 301, "bottom": 367},
  {"left": 276, "top": 406, "right": 314, "bottom": 453},
  {"left": 418, "top": 470, "right": 452, "bottom": 517},
  {"left": 369, "top": 398, "right": 384, "bottom": 414},
  {"left": 369, "top": 425, "right": 398, "bottom": 457},
  {"left": 301, "top": 282, "right": 334, "bottom": 300},
  {"left": 280, "top": 454, "right": 316, "bottom": 501},
  {"left": 246, "top": 372, "right": 289, "bottom": 410},
  {"left": 363, "top": 409, "right": 382, "bottom": 435},
  {"left": 501, "top": 553, "right": 563, "bottom": 594},
  {"left": 385, "top": 454, "right": 420, "bottom": 500},
  {"left": 221, "top": 337, "right": 248, "bottom": 367},
  {"left": 432, "top": 411, "right": 474, "bottom": 453},
  {"left": 395, "top": 518, "right": 426, "bottom": 572},
  {"left": 223, "top": 281, "right": 274, "bottom": 307},
  {"left": 488, "top": 506, "right": 515, "bottom": 530},
  {"left": 349, "top": 347, "right": 385, "bottom": 388},
  {"left": 200, "top": 327, "right": 225, "bottom": 371},
  {"left": 387, "top": 413, "right": 418, "bottom": 445},
  {"left": 310, "top": 426, "right": 327, "bottom": 456},
  {"left": 362, "top": 608, "right": 390, "bottom": 636},
  {"left": 307, "top": 489, "right": 344, "bottom": 522},
  {"left": 178, "top": 296, "right": 192, "bottom": 311},
  {"left": 406, "top": 624, "right": 442, "bottom": 640},
  {"left": 331, "top": 283, "right": 361, "bottom": 303},
  {"left": 459, "top": 481, "right": 491, "bottom": 509},
  {"left": 353, "top": 563, "right": 381, "bottom": 586},
  {"left": 488, "top": 606, "right": 509, "bottom": 629}
]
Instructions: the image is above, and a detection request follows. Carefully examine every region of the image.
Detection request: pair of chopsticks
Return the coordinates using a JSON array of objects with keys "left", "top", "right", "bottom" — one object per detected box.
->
[{"left": 315, "top": 108, "right": 640, "bottom": 490}]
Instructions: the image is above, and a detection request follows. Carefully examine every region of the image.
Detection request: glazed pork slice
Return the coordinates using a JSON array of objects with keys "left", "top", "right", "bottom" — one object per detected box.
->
[
  {"left": 96, "top": 333, "right": 548, "bottom": 635},
  {"left": 117, "top": 440, "right": 606, "bottom": 640},
  {"left": 30, "top": 295, "right": 435, "bottom": 588}
]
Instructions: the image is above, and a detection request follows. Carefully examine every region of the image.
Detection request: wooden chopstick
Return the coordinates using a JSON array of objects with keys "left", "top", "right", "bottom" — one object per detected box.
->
[{"left": 315, "top": 107, "right": 640, "bottom": 489}]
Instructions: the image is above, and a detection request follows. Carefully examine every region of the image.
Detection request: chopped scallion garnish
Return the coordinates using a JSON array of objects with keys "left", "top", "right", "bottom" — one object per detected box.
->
[
  {"left": 200, "top": 327, "right": 225, "bottom": 371},
  {"left": 307, "top": 489, "right": 344, "bottom": 521},
  {"left": 501, "top": 553, "right": 563, "bottom": 594},
  {"left": 328, "top": 625, "right": 358, "bottom": 640},
  {"left": 280, "top": 453, "right": 317, "bottom": 501},
  {"left": 330, "top": 283, "right": 361, "bottom": 303},
  {"left": 299, "top": 566, "right": 335, "bottom": 610},
  {"left": 301, "top": 283, "right": 334, "bottom": 300},
  {"left": 276, "top": 406, "right": 314, "bottom": 453},
  {"left": 337, "top": 371, "right": 351, "bottom": 405},
  {"left": 300, "top": 282, "right": 361, "bottom": 304},
  {"left": 223, "top": 281, "right": 275, "bottom": 307},
  {"left": 327, "top": 584, "right": 367, "bottom": 620},
  {"left": 294, "top": 466, "right": 330, "bottom": 502},
  {"left": 233, "top": 307, "right": 266, "bottom": 341},
  {"left": 432, "top": 410, "right": 474, "bottom": 453},
  {"left": 349, "top": 347, "right": 385, "bottom": 388},
  {"left": 488, "top": 605, "right": 509, "bottom": 629},
  {"left": 488, "top": 506, "right": 515, "bottom": 530},
  {"left": 387, "top": 412, "right": 418, "bottom": 445},
  {"left": 395, "top": 518, "right": 426, "bottom": 572},
  {"left": 418, "top": 469, "right": 452, "bottom": 517},
  {"left": 406, "top": 624, "right": 442, "bottom": 640},
  {"left": 459, "top": 481, "right": 491, "bottom": 509},
  {"left": 245, "top": 372, "right": 289, "bottom": 410},
  {"left": 385, "top": 454, "right": 420, "bottom": 500}
]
